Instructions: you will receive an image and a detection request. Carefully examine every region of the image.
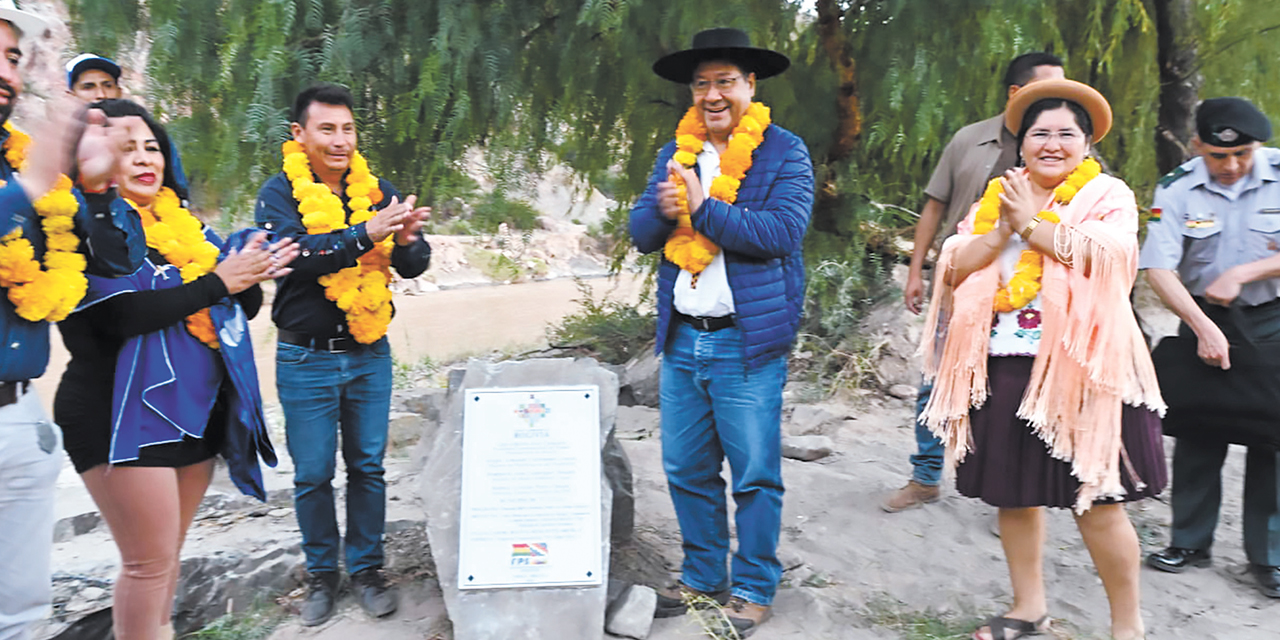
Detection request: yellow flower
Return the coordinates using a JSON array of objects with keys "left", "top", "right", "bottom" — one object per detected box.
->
[
  {"left": 673, "top": 150, "right": 698, "bottom": 167},
  {"left": 0, "top": 122, "right": 85, "bottom": 321},
  {"left": 283, "top": 140, "right": 393, "bottom": 343},
  {"left": 662, "top": 102, "right": 772, "bottom": 275},
  {"left": 972, "top": 160, "right": 1099, "bottom": 311},
  {"left": 132, "top": 188, "right": 222, "bottom": 348},
  {"left": 349, "top": 196, "right": 373, "bottom": 214},
  {"left": 45, "top": 252, "right": 86, "bottom": 272}
]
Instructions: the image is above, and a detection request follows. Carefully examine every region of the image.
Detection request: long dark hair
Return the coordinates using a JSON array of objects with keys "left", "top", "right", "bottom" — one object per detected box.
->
[{"left": 89, "top": 98, "right": 188, "bottom": 202}]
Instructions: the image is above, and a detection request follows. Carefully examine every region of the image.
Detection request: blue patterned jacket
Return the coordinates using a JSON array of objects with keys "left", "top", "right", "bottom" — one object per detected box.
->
[{"left": 629, "top": 124, "right": 814, "bottom": 367}]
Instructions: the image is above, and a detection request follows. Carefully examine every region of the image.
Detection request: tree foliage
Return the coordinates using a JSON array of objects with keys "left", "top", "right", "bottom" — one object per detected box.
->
[{"left": 61, "top": 0, "right": 1280, "bottom": 240}]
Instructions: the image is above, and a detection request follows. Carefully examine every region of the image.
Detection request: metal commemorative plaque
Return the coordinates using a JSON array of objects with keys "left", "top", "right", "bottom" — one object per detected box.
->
[{"left": 456, "top": 385, "right": 603, "bottom": 589}]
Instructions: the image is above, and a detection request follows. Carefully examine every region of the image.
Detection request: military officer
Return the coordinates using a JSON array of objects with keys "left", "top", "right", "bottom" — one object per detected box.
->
[{"left": 1140, "top": 97, "right": 1280, "bottom": 599}]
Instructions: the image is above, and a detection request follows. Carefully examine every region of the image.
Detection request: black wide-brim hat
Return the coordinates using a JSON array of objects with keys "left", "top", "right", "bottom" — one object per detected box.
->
[{"left": 653, "top": 28, "right": 790, "bottom": 84}]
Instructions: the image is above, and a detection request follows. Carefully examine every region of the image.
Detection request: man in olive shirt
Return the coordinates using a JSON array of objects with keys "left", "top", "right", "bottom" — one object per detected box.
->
[{"left": 884, "top": 52, "right": 1064, "bottom": 512}]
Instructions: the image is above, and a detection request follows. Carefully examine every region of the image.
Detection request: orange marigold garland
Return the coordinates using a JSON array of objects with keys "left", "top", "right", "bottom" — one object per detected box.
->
[
  {"left": 0, "top": 122, "right": 86, "bottom": 322},
  {"left": 663, "top": 102, "right": 771, "bottom": 278},
  {"left": 282, "top": 140, "right": 392, "bottom": 344},
  {"left": 128, "top": 187, "right": 222, "bottom": 349},
  {"left": 972, "top": 157, "right": 1101, "bottom": 312}
]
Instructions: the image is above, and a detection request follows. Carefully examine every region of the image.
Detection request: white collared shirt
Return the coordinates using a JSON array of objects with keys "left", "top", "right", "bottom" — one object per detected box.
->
[{"left": 674, "top": 143, "right": 736, "bottom": 317}]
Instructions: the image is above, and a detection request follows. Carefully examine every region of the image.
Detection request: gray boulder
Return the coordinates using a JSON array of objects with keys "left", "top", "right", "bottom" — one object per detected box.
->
[
  {"left": 619, "top": 349, "right": 660, "bottom": 408},
  {"left": 171, "top": 544, "right": 303, "bottom": 634},
  {"left": 604, "top": 584, "right": 657, "bottom": 639},
  {"left": 781, "top": 435, "right": 835, "bottom": 462},
  {"left": 420, "top": 357, "right": 621, "bottom": 640}
]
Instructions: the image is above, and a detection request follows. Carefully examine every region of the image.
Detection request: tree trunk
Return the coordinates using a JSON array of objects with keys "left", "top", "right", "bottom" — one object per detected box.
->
[
  {"left": 1154, "top": 0, "right": 1201, "bottom": 175},
  {"left": 812, "top": 0, "right": 862, "bottom": 234},
  {"left": 815, "top": 0, "right": 861, "bottom": 165}
]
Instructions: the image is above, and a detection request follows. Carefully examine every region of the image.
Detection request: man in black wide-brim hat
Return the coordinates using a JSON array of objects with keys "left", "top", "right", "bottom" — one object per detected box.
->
[{"left": 630, "top": 27, "right": 814, "bottom": 637}]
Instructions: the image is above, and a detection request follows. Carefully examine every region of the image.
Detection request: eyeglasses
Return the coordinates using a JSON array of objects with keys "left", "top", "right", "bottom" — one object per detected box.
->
[
  {"left": 691, "top": 75, "right": 744, "bottom": 95},
  {"left": 1026, "top": 130, "right": 1085, "bottom": 145}
]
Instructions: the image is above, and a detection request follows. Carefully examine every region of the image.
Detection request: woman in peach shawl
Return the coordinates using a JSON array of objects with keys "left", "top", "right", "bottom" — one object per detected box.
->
[{"left": 919, "top": 80, "right": 1165, "bottom": 640}]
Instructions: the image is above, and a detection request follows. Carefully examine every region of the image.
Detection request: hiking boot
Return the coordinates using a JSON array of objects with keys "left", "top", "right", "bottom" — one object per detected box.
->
[
  {"left": 724, "top": 597, "right": 772, "bottom": 638},
  {"left": 654, "top": 581, "right": 730, "bottom": 618},
  {"left": 881, "top": 480, "right": 940, "bottom": 512},
  {"left": 300, "top": 571, "right": 340, "bottom": 627},
  {"left": 351, "top": 567, "right": 399, "bottom": 618}
]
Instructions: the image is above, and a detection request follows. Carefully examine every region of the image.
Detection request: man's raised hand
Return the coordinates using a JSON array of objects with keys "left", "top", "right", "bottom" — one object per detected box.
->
[
  {"left": 365, "top": 195, "right": 411, "bottom": 242},
  {"left": 394, "top": 194, "right": 430, "bottom": 246}
]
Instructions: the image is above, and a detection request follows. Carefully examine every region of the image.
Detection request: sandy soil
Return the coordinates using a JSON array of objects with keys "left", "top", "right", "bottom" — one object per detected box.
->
[{"left": 249, "top": 396, "right": 1279, "bottom": 640}]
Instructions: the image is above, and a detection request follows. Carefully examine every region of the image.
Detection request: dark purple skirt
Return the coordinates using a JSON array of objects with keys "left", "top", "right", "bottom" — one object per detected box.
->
[{"left": 955, "top": 357, "right": 1168, "bottom": 509}]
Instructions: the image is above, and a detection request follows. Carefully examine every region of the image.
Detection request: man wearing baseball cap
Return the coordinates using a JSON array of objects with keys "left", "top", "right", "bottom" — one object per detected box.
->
[
  {"left": 1141, "top": 97, "right": 1280, "bottom": 598},
  {"left": 65, "top": 53, "right": 121, "bottom": 103},
  {"left": 65, "top": 51, "right": 190, "bottom": 197}
]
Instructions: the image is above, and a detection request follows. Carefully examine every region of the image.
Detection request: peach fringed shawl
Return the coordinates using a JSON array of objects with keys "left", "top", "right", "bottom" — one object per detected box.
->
[{"left": 918, "top": 173, "right": 1166, "bottom": 513}]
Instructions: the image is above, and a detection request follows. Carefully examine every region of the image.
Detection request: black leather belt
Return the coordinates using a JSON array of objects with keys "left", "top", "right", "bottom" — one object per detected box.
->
[
  {"left": 0, "top": 380, "right": 30, "bottom": 408},
  {"left": 675, "top": 312, "right": 735, "bottom": 332},
  {"left": 278, "top": 329, "right": 362, "bottom": 353}
]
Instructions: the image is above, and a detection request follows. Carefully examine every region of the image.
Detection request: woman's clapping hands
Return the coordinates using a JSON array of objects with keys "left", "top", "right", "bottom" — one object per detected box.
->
[{"left": 214, "top": 232, "right": 300, "bottom": 294}]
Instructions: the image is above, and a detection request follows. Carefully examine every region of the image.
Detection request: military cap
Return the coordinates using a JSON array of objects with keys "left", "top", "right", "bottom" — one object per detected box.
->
[{"left": 1196, "top": 97, "right": 1272, "bottom": 147}]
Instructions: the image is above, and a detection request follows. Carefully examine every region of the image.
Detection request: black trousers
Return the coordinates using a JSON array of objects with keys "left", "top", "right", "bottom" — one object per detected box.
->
[
  {"left": 1170, "top": 438, "right": 1280, "bottom": 566},
  {"left": 1168, "top": 300, "right": 1280, "bottom": 566}
]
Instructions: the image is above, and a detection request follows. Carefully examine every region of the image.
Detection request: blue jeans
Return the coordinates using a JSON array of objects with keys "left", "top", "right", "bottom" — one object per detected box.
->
[
  {"left": 276, "top": 338, "right": 392, "bottom": 575},
  {"left": 660, "top": 322, "right": 788, "bottom": 606},
  {"left": 911, "top": 382, "right": 944, "bottom": 486}
]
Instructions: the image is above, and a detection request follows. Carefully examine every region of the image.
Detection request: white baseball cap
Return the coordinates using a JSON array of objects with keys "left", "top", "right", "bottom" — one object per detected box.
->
[{"left": 0, "top": 0, "right": 48, "bottom": 42}]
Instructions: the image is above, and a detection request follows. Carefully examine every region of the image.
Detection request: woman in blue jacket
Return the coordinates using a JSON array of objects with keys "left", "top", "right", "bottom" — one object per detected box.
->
[{"left": 55, "top": 100, "right": 296, "bottom": 640}]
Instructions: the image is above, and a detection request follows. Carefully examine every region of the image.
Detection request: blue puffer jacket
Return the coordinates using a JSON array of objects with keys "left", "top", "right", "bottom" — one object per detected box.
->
[{"left": 630, "top": 124, "right": 814, "bottom": 368}]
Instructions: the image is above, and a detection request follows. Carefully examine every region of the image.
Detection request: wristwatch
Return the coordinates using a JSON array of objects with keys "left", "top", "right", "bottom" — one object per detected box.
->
[{"left": 1019, "top": 215, "right": 1045, "bottom": 241}]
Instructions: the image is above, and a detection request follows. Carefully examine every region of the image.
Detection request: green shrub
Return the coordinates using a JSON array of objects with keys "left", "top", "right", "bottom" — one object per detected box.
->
[
  {"left": 470, "top": 191, "right": 541, "bottom": 232},
  {"left": 394, "top": 355, "right": 439, "bottom": 390},
  {"left": 546, "top": 278, "right": 655, "bottom": 364},
  {"left": 185, "top": 605, "right": 282, "bottom": 640}
]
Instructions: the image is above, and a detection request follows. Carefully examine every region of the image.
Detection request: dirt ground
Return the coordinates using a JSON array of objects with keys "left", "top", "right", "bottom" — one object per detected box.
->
[{"left": 257, "top": 396, "right": 1278, "bottom": 640}]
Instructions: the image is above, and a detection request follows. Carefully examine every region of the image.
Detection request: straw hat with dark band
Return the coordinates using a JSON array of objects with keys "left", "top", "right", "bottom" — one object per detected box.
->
[{"left": 1005, "top": 78, "right": 1113, "bottom": 142}]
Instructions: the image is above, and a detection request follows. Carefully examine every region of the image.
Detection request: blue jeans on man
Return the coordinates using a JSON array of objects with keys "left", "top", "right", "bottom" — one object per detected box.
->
[
  {"left": 911, "top": 382, "right": 944, "bottom": 486},
  {"left": 660, "top": 322, "right": 789, "bottom": 606},
  {"left": 276, "top": 339, "right": 393, "bottom": 575},
  {"left": 882, "top": 381, "right": 945, "bottom": 512}
]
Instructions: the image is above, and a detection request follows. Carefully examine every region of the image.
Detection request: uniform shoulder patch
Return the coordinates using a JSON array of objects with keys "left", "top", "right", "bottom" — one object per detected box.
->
[{"left": 1157, "top": 166, "right": 1190, "bottom": 188}]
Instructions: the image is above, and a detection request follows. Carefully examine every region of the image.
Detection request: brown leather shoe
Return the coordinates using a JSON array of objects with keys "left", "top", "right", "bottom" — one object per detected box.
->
[
  {"left": 724, "top": 597, "right": 772, "bottom": 638},
  {"left": 881, "top": 480, "right": 941, "bottom": 512}
]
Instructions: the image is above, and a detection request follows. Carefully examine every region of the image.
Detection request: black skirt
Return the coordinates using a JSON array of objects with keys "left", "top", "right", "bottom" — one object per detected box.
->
[{"left": 955, "top": 356, "right": 1168, "bottom": 509}]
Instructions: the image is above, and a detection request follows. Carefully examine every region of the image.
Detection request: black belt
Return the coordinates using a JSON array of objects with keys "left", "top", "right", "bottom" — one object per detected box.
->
[
  {"left": 675, "top": 312, "right": 735, "bottom": 332},
  {"left": 0, "top": 380, "right": 30, "bottom": 408},
  {"left": 278, "top": 329, "right": 363, "bottom": 353}
]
